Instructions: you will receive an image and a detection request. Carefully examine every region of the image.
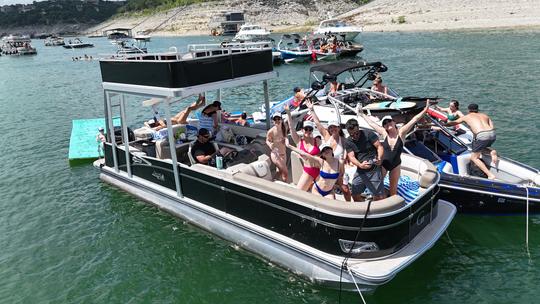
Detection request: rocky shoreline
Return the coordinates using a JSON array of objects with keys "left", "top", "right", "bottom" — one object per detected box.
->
[{"left": 4, "top": 0, "right": 540, "bottom": 37}]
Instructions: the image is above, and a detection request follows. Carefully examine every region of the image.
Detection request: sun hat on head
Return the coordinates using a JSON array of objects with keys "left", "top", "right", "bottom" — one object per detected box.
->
[
  {"left": 319, "top": 142, "right": 333, "bottom": 152},
  {"left": 142, "top": 98, "right": 162, "bottom": 107},
  {"left": 303, "top": 120, "right": 316, "bottom": 129},
  {"left": 380, "top": 115, "right": 393, "bottom": 126},
  {"left": 327, "top": 120, "right": 340, "bottom": 128},
  {"left": 271, "top": 112, "right": 282, "bottom": 119}
]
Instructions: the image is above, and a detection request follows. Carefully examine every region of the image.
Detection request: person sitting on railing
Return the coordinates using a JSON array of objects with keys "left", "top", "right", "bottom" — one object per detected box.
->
[
  {"left": 171, "top": 94, "right": 206, "bottom": 125},
  {"left": 291, "top": 87, "right": 306, "bottom": 108},
  {"left": 371, "top": 75, "right": 388, "bottom": 97},
  {"left": 235, "top": 112, "right": 250, "bottom": 127},
  {"left": 287, "top": 142, "right": 344, "bottom": 199},
  {"left": 358, "top": 101, "right": 431, "bottom": 197}
]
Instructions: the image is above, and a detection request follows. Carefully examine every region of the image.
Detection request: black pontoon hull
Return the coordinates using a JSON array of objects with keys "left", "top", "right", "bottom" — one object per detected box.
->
[{"left": 103, "top": 143, "right": 441, "bottom": 259}]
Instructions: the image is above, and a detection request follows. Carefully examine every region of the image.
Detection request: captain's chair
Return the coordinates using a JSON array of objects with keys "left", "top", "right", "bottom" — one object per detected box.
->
[{"left": 188, "top": 139, "right": 220, "bottom": 166}]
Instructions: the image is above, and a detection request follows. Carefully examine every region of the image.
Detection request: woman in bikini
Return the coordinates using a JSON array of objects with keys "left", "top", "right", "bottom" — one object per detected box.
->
[
  {"left": 266, "top": 112, "right": 289, "bottom": 182},
  {"left": 287, "top": 143, "right": 344, "bottom": 198},
  {"left": 305, "top": 100, "right": 352, "bottom": 200},
  {"left": 171, "top": 94, "right": 206, "bottom": 125},
  {"left": 435, "top": 99, "right": 464, "bottom": 122},
  {"left": 285, "top": 105, "right": 321, "bottom": 191},
  {"left": 358, "top": 101, "right": 431, "bottom": 196}
]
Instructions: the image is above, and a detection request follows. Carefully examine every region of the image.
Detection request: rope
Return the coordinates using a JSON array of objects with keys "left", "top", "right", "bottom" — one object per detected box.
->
[
  {"left": 525, "top": 185, "right": 530, "bottom": 256},
  {"left": 347, "top": 266, "right": 368, "bottom": 304},
  {"left": 338, "top": 196, "right": 373, "bottom": 304}
]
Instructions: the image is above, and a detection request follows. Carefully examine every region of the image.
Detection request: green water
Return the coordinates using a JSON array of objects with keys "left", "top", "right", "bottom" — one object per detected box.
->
[{"left": 0, "top": 30, "right": 539, "bottom": 303}]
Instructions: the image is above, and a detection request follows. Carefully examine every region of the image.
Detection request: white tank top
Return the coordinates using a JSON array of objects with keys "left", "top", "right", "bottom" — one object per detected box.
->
[{"left": 325, "top": 136, "right": 345, "bottom": 160}]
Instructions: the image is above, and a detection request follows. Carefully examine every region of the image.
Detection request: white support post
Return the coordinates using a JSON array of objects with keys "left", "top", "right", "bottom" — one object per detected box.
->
[
  {"left": 106, "top": 91, "right": 119, "bottom": 173},
  {"left": 120, "top": 94, "right": 132, "bottom": 178},
  {"left": 263, "top": 80, "right": 271, "bottom": 130},
  {"left": 164, "top": 97, "right": 183, "bottom": 198}
]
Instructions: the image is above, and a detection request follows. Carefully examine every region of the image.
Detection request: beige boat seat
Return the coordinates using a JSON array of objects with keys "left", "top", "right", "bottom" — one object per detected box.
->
[
  {"left": 290, "top": 151, "right": 305, "bottom": 185},
  {"left": 228, "top": 155, "right": 275, "bottom": 181}
]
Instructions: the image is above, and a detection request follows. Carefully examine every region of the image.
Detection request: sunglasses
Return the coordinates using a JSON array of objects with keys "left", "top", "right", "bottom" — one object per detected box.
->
[
  {"left": 303, "top": 127, "right": 314, "bottom": 132},
  {"left": 383, "top": 120, "right": 394, "bottom": 126},
  {"left": 200, "top": 134, "right": 210, "bottom": 139},
  {"left": 273, "top": 117, "right": 282, "bottom": 121}
]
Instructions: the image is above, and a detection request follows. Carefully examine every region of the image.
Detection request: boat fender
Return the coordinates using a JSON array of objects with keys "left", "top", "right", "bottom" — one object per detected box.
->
[{"left": 251, "top": 161, "right": 270, "bottom": 179}]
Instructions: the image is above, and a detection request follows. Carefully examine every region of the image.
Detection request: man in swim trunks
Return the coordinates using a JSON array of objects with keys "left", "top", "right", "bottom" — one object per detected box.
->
[
  {"left": 344, "top": 119, "right": 385, "bottom": 201},
  {"left": 446, "top": 103, "right": 498, "bottom": 179}
]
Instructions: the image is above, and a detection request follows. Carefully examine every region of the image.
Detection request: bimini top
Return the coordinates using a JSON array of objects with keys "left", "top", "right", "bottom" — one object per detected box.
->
[
  {"left": 99, "top": 49, "right": 275, "bottom": 98},
  {"left": 310, "top": 60, "right": 387, "bottom": 78}
]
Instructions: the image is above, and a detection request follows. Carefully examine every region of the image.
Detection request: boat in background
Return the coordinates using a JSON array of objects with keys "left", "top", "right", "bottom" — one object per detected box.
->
[
  {"left": 209, "top": 11, "right": 245, "bottom": 36},
  {"left": 44, "top": 36, "right": 65, "bottom": 46},
  {"left": 277, "top": 34, "right": 313, "bottom": 63},
  {"left": 1, "top": 35, "right": 37, "bottom": 55},
  {"left": 134, "top": 31, "right": 152, "bottom": 42},
  {"left": 314, "top": 18, "right": 362, "bottom": 42},
  {"left": 63, "top": 38, "right": 94, "bottom": 49},
  {"left": 116, "top": 37, "right": 149, "bottom": 55},
  {"left": 187, "top": 41, "right": 282, "bottom": 65},
  {"left": 311, "top": 34, "right": 363, "bottom": 60},
  {"left": 233, "top": 24, "right": 271, "bottom": 41}
]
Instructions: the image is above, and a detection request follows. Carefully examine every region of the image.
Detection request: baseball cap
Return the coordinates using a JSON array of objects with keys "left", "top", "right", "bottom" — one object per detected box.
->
[
  {"left": 327, "top": 120, "right": 340, "bottom": 128},
  {"left": 380, "top": 115, "right": 393, "bottom": 126}
]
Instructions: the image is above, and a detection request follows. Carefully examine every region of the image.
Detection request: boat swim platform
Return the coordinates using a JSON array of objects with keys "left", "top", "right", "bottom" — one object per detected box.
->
[{"left": 69, "top": 117, "right": 120, "bottom": 165}]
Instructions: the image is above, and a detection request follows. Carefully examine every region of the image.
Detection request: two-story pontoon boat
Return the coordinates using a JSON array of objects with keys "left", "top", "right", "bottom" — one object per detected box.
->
[
  {"left": 93, "top": 49, "right": 455, "bottom": 291},
  {"left": 1, "top": 35, "right": 37, "bottom": 55}
]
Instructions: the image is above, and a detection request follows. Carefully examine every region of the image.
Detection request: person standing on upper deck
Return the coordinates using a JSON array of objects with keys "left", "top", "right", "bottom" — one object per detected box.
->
[{"left": 446, "top": 103, "right": 499, "bottom": 179}]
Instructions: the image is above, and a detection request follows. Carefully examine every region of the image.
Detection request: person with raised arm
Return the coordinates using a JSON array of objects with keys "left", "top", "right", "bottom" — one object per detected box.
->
[
  {"left": 305, "top": 100, "right": 352, "bottom": 201},
  {"left": 287, "top": 142, "right": 344, "bottom": 199},
  {"left": 285, "top": 104, "right": 321, "bottom": 191},
  {"left": 358, "top": 100, "right": 431, "bottom": 196}
]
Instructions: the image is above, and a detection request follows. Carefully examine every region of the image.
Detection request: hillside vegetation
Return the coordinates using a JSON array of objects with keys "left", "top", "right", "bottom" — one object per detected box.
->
[{"left": 0, "top": 0, "right": 124, "bottom": 27}]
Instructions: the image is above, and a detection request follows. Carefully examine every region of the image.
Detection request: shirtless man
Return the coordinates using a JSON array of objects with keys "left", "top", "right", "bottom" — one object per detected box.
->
[
  {"left": 266, "top": 112, "right": 288, "bottom": 182},
  {"left": 447, "top": 103, "right": 498, "bottom": 179}
]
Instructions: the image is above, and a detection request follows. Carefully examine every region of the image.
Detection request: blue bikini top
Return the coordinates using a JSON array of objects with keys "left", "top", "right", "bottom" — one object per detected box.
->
[{"left": 319, "top": 170, "right": 339, "bottom": 180}]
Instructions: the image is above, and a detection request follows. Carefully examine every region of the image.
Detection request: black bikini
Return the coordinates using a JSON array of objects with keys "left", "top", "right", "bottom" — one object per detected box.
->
[{"left": 382, "top": 136, "right": 403, "bottom": 171}]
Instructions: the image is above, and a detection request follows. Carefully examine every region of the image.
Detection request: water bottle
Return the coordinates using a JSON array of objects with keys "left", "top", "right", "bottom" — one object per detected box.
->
[{"left": 216, "top": 156, "right": 223, "bottom": 170}]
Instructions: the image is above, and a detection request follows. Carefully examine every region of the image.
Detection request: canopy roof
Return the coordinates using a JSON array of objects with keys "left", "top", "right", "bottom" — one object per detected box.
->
[{"left": 309, "top": 60, "right": 387, "bottom": 78}]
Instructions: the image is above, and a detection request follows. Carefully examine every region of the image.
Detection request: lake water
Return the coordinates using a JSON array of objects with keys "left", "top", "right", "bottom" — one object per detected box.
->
[{"left": 0, "top": 30, "right": 539, "bottom": 303}]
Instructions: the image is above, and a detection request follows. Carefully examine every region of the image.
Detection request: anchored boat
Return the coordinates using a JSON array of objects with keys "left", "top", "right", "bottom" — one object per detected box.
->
[
  {"left": 1, "top": 35, "right": 37, "bottom": 55},
  {"left": 304, "top": 61, "right": 540, "bottom": 214},
  {"left": 93, "top": 49, "right": 455, "bottom": 291}
]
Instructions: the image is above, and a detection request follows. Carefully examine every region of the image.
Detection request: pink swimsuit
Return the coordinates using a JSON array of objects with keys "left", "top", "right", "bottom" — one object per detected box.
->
[{"left": 300, "top": 139, "right": 320, "bottom": 179}]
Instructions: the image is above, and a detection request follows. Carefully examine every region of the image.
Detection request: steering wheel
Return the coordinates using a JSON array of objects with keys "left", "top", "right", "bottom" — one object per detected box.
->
[{"left": 222, "top": 150, "right": 239, "bottom": 165}]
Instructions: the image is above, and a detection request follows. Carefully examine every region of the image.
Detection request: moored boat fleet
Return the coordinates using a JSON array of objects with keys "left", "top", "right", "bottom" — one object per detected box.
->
[{"left": 8, "top": 15, "right": 535, "bottom": 294}]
